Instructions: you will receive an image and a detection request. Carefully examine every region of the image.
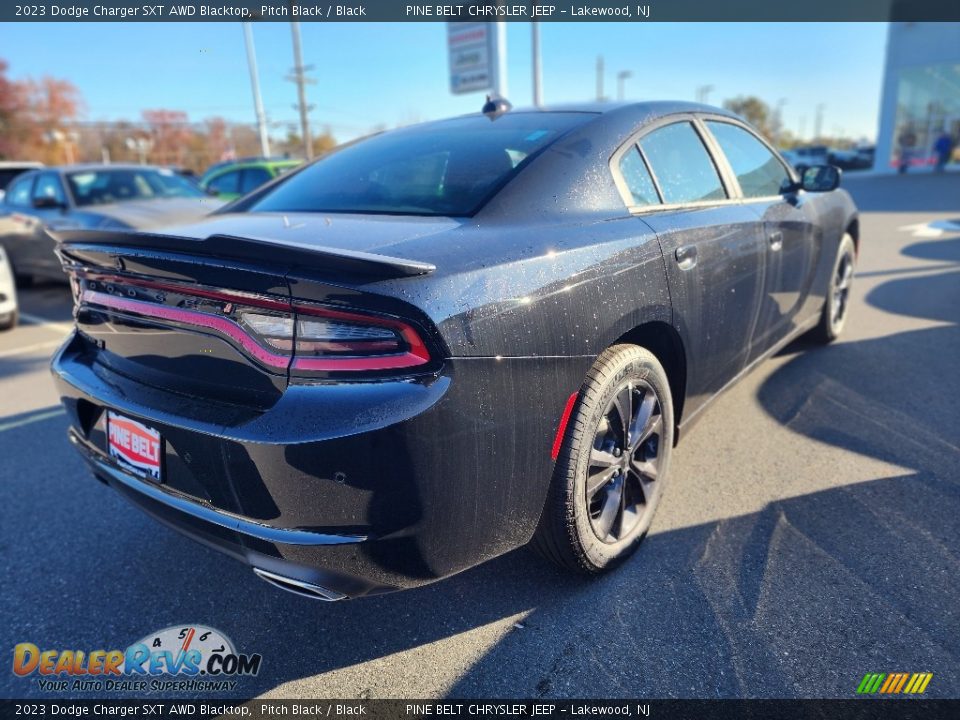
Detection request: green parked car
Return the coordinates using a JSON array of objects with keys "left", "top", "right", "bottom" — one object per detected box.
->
[{"left": 200, "top": 159, "right": 302, "bottom": 200}]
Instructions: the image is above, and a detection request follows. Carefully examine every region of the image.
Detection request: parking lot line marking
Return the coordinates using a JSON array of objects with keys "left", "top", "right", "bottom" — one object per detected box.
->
[
  {"left": 18, "top": 312, "right": 74, "bottom": 334},
  {"left": 0, "top": 339, "right": 65, "bottom": 359},
  {"left": 0, "top": 408, "right": 65, "bottom": 433}
]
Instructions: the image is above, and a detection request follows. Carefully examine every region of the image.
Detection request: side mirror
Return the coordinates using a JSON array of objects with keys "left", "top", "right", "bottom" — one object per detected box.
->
[
  {"left": 32, "top": 196, "right": 65, "bottom": 209},
  {"left": 801, "top": 165, "right": 841, "bottom": 192}
]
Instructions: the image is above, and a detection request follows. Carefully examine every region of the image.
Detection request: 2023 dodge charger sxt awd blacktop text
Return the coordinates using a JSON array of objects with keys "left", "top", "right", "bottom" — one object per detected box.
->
[{"left": 51, "top": 102, "right": 858, "bottom": 600}]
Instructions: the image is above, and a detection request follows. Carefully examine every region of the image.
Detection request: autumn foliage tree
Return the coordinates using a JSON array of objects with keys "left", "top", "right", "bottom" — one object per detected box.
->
[
  {"left": 0, "top": 60, "right": 83, "bottom": 163},
  {"left": 0, "top": 56, "right": 337, "bottom": 171},
  {"left": 141, "top": 109, "right": 194, "bottom": 167},
  {"left": 723, "top": 96, "right": 773, "bottom": 137},
  {"left": 0, "top": 60, "right": 30, "bottom": 159}
]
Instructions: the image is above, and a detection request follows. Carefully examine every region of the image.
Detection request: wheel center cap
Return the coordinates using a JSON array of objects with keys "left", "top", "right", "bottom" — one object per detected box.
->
[{"left": 614, "top": 447, "right": 630, "bottom": 472}]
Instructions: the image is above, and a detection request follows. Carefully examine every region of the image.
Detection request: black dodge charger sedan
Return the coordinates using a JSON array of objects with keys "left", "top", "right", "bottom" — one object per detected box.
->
[{"left": 51, "top": 102, "right": 858, "bottom": 600}]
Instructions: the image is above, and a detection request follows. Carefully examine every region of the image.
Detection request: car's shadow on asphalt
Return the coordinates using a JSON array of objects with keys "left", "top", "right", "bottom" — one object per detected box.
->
[
  {"left": 2, "top": 237, "right": 959, "bottom": 699},
  {"left": 3, "top": 402, "right": 957, "bottom": 699},
  {"left": 443, "top": 241, "right": 960, "bottom": 696}
]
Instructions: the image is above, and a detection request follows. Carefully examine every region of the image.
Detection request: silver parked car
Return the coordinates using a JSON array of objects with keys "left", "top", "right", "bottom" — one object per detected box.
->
[
  {"left": 0, "top": 165, "right": 223, "bottom": 284},
  {"left": 0, "top": 161, "right": 44, "bottom": 203}
]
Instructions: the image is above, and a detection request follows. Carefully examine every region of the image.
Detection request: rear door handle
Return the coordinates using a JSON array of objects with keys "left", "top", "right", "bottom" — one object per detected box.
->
[
  {"left": 769, "top": 231, "right": 783, "bottom": 251},
  {"left": 675, "top": 245, "right": 697, "bottom": 271}
]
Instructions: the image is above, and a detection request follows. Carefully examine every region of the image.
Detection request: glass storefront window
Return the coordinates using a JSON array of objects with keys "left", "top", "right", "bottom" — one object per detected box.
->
[{"left": 891, "top": 63, "right": 960, "bottom": 169}]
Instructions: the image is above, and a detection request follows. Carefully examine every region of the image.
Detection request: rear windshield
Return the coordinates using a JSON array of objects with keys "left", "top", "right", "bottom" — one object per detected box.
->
[
  {"left": 67, "top": 168, "right": 205, "bottom": 207},
  {"left": 248, "top": 113, "right": 593, "bottom": 217}
]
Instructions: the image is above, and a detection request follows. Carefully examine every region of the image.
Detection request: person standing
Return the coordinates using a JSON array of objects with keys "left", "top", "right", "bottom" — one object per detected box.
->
[
  {"left": 897, "top": 125, "right": 917, "bottom": 174},
  {"left": 933, "top": 130, "right": 954, "bottom": 172}
]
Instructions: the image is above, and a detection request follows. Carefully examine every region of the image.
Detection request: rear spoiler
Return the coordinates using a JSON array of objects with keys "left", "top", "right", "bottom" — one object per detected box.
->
[{"left": 53, "top": 229, "right": 436, "bottom": 280}]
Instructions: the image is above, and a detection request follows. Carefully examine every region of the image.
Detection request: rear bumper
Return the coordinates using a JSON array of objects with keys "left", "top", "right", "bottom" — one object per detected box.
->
[
  {"left": 69, "top": 432, "right": 377, "bottom": 599},
  {"left": 52, "top": 331, "right": 592, "bottom": 598}
]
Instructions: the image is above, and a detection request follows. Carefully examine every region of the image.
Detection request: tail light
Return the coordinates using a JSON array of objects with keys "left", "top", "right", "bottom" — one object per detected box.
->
[
  {"left": 239, "top": 304, "right": 431, "bottom": 372},
  {"left": 76, "top": 273, "right": 433, "bottom": 375}
]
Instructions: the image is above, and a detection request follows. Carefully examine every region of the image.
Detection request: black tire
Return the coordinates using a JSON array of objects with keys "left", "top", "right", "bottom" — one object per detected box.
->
[
  {"left": 810, "top": 232, "right": 856, "bottom": 344},
  {"left": 0, "top": 309, "right": 17, "bottom": 331},
  {"left": 533, "top": 344, "right": 674, "bottom": 574}
]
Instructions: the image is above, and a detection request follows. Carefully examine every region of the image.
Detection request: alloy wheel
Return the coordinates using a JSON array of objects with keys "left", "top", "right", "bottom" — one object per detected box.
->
[
  {"left": 831, "top": 251, "right": 855, "bottom": 327},
  {"left": 586, "top": 380, "right": 665, "bottom": 543}
]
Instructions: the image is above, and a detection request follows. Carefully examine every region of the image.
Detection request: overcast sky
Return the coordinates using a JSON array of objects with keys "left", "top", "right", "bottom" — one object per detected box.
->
[{"left": 3, "top": 22, "right": 888, "bottom": 142}]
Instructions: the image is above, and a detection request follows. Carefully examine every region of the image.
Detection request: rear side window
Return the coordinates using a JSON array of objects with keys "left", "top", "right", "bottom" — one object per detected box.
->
[
  {"left": 208, "top": 170, "right": 241, "bottom": 195},
  {"left": 618, "top": 147, "right": 660, "bottom": 207},
  {"left": 248, "top": 112, "right": 594, "bottom": 217},
  {"left": 5, "top": 175, "right": 34, "bottom": 207},
  {"left": 706, "top": 121, "right": 791, "bottom": 198},
  {"left": 240, "top": 167, "right": 272, "bottom": 193},
  {"left": 33, "top": 172, "right": 67, "bottom": 205},
  {"left": 640, "top": 122, "right": 726, "bottom": 204}
]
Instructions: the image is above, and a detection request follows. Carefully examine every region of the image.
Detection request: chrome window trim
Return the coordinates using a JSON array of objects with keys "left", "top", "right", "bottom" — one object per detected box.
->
[{"left": 609, "top": 112, "right": 803, "bottom": 216}]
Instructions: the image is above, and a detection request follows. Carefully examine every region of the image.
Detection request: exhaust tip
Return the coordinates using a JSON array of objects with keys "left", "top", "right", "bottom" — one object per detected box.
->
[{"left": 252, "top": 568, "right": 347, "bottom": 602}]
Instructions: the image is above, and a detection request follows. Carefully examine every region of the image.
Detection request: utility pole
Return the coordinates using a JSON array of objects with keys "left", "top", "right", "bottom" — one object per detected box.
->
[
  {"left": 288, "top": 20, "right": 315, "bottom": 160},
  {"left": 616, "top": 70, "right": 632, "bottom": 101},
  {"left": 596, "top": 56, "right": 605, "bottom": 102},
  {"left": 243, "top": 22, "right": 271, "bottom": 158},
  {"left": 531, "top": 21, "right": 542, "bottom": 107},
  {"left": 696, "top": 84, "right": 714, "bottom": 104}
]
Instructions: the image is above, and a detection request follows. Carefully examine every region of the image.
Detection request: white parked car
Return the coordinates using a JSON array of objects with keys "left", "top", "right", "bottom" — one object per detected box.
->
[{"left": 0, "top": 244, "right": 18, "bottom": 330}]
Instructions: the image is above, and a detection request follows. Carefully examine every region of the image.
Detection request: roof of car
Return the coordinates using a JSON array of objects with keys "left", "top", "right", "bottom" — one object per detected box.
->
[
  {"left": 53, "top": 164, "right": 172, "bottom": 172},
  {"left": 211, "top": 159, "right": 301, "bottom": 171},
  {"left": 451, "top": 100, "right": 742, "bottom": 122}
]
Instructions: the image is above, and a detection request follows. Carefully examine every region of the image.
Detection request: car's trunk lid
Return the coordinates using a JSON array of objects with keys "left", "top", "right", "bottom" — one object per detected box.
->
[{"left": 53, "top": 223, "right": 441, "bottom": 411}]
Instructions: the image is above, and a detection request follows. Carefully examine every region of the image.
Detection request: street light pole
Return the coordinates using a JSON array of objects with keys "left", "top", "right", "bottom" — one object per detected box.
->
[
  {"left": 596, "top": 56, "right": 605, "bottom": 102},
  {"left": 616, "top": 70, "right": 632, "bottom": 101},
  {"left": 775, "top": 98, "right": 787, "bottom": 145},
  {"left": 531, "top": 21, "right": 542, "bottom": 107},
  {"left": 289, "top": 20, "right": 314, "bottom": 160},
  {"left": 814, "top": 103, "right": 825, "bottom": 141},
  {"left": 492, "top": 21, "right": 508, "bottom": 97},
  {"left": 696, "top": 84, "right": 714, "bottom": 104},
  {"left": 243, "top": 22, "right": 271, "bottom": 158}
]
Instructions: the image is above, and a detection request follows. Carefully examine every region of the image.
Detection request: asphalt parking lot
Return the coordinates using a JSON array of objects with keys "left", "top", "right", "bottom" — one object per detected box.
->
[{"left": 1, "top": 172, "right": 958, "bottom": 700}]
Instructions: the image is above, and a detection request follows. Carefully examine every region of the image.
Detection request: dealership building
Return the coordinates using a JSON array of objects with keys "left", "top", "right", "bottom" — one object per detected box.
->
[{"left": 875, "top": 22, "right": 960, "bottom": 171}]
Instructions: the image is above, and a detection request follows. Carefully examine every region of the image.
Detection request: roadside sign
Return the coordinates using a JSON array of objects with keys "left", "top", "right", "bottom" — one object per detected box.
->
[{"left": 448, "top": 22, "right": 497, "bottom": 95}]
